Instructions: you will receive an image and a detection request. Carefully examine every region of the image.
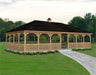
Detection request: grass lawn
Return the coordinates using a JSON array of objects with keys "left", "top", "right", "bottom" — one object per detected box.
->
[
  {"left": 79, "top": 43, "right": 96, "bottom": 57},
  {"left": 0, "top": 42, "right": 90, "bottom": 75}
]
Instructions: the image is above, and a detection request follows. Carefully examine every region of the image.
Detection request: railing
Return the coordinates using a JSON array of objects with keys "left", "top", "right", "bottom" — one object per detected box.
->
[
  {"left": 69, "top": 42, "right": 91, "bottom": 49},
  {"left": 69, "top": 43, "right": 76, "bottom": 49},
  {"left": 6, "top": 42, "right": 24, "bottom": 51},
  {"left": 26, "top": 44, "right": 38, "bottom": 52},
  {"left": 6, "top": 42, "right": 91, "bottom": 52},
  {"left": 77, "top": 42, "right": 84, "bottom": 48},
  {"left": 51, "top": 43, "right": 60, "bottom": 50},
  {"left": 26, "top": 43, "right": 60, "bottom": 51},
  {"left": 39, "top": 43, "right": 50, "bottom": 51},
  {"left": 6, "top": 42, "right": 61, "bottom": 52},
  {"left": 84, "top": 42, "right": 91, "bottom": 48}
]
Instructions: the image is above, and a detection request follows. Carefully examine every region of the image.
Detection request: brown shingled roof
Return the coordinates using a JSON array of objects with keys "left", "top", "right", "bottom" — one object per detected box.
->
[{"left": 7, "top": 20, "right": 91, "bottom": 33}]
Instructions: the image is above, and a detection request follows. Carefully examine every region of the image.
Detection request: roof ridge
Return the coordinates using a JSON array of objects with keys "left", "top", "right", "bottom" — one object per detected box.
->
[{"left": 33, "top": 20, "right": 68, "bottom": 25}]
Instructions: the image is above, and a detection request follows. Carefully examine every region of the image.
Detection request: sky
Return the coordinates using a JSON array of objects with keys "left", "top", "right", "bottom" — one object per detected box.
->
[{"left": 0, "top": 0, "right": 96, "bottom": 24}]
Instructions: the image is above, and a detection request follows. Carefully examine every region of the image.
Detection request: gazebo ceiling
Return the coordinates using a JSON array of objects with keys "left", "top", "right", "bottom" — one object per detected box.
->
[{"left": 7, "top": 20, "right": 91, "bottom": 33}]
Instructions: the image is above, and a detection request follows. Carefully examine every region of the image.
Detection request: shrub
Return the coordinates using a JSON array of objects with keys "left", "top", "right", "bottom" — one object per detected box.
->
[
  {"left": 78, "top": 48, "right": 82, "bottom": 51},
  {"left": 47, "top": 51, "right": 55, "bottom": 54},
  {"left": 5, "top": 49, "right": 59, "bottom": 56},
  {"left": 36, "top": 52, "right": 39, "bottom": 54},
  {"left": 72, "top": 48, "right": 92, "bottom": 51},
  {"left": 51, "top": 51, "right": 55, "bottom": 53},
  {"left": 72, "top": 48, "right": 75, "bottom": 51},
  {"left": 42, "top": 52, "right": 47, "bottom": 54},
  {"left": 33, "top": 52, "right": 37, "bottom": 55},
  {"left": 15, "top": 51, "right": 19, "bottom": 54},
  {"left": 10, "top": 50, "right": 13, "bottom": 53},
  {"left": 25, "top": 52, "right": 31, "bottom": 55},
  {"left": 16, "top": 51, "right": 23, "bottom": 55},
  {"left": 26, "top": 52, "right": 32, "bottom": 55},
  {"left": 29, "top": 52, "right": 33, "bottom": 55},
  {"left": 19, "top": 52, "right": 23, "bottom": 55},
  {"left": 22, "top": 52, "right": 26, "bottom": 55},
  {"left": 5, "top": 49, "right": 10, "bottom": 52},
  {"left": 38, "top": 52, "right": 43, "bottom": 55},
  {"left": 54, "top": 50, "right": 58, "bottom": 53},
  {"left": 47, "top": 51, "right": 52, "bottom": 54}
]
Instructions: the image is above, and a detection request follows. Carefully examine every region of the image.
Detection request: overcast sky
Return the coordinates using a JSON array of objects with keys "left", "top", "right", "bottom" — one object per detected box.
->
[{"left": 0, "top": 0, "right": 96, "bottom": 24}]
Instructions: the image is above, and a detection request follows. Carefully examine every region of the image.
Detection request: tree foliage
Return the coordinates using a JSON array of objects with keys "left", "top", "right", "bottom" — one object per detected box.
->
[
  {"left": 68, "top": 13, "right": 96, "bottom": 42},
  {"left": 0, "top": 18, "right": 25, "bottom": 41}
]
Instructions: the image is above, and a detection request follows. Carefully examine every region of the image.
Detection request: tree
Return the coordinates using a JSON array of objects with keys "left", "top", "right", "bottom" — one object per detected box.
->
[
  {"left": 68, "top": 16, "right": 87, "bottom": 31},
  {"left": 15, "top": 21, "right": 25, "bottom": 26},
  {"left": 84, "top": 13, "right": 92, "bottom": 25},
  {"left": 68, "top": 13, "right": 96, "bottom": 43},
  {"left": 95, "top": 15, "right": 96, "bottom": 43},
  {"left": 0, "top": 18, "right": 25, "bottom": 41}
]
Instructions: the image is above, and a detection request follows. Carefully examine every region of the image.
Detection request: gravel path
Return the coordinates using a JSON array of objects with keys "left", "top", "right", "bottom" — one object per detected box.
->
[{"left": 59, "top": 50, "right": 96, "bottom": 75}]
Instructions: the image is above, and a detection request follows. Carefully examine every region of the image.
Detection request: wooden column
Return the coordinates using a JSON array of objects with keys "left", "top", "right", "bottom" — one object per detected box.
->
[
  {"left": 83, "top": 35, "right": 85, "bottom": 48},
  {"left": 67, "top": 34, "right": 69, "bottom": 49},
  {"left": 49, "top": 33, "right": 52, "bottom": 50},
  {"left": 13, "top": 34, "right": 15, "bottom": 43},
  {"left": 9, "top": 34, "right": 11, "bottom": 43},
  {"left": 24, "top": 33, "right": 26, "bottom": 52},
  {"left": 75, "top": 35, "right": 77, "bottom": 49},
  {"left": 60, "top": 34, "right": 61, "bottom": 50},
  {"left": 16, "top": 35, "right": 18, "bottom": 43},
  {"left": 89, "top": 35, "right": 91, "bottom": 42},
  {"left": 89, "top": 35, "right": 91, "bottom": 48},
  {"left": 37, "top": 34, "right": 40, "bottom": 51},
  {"left": 18, "top": 33, "right": 20, "bottom": 44}
]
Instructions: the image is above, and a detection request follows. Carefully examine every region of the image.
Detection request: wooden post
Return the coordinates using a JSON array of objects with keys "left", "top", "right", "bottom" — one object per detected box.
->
[
  {"left": 18, "top": 33, "right": 20, "bottom": 44},
  {"left": 13, "top": 34, "right": 15, "bottom": 43},
  {"left": 38, "top": 34, "right": 40, "bottom": 51},
  {"left": 9, "top": 34, "right": 11, "bottom": 43},
  {"left": 59, "top": 34, "right": 61, "bottom": 50},
  {"left": 75, "top": 35, "right": 77, "bottom": 49},
  {"left": 24, "top": 33, "right": 26, "bottom": 52},
  {"left": 49, "top": 34, "right": 52, "bottom": 50},
  {"left": 83, "top": 35, "right": 85, "bottom": 48},
  {"left": 67, "top": 34, "right": 69, "bottom": 49},
  {"left": 16, "top": 35, "right": 18, "bottom": 43},
  {"left": 89, "top": 35, "right": 91, "bottom": 48},
  {"left": 89, "top": 35, "right": 91, "bottom": 43}
]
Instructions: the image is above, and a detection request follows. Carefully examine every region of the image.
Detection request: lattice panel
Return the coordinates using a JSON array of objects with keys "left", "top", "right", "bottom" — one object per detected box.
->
[
  {"left": 77, "top": 42, "right": 84, "bottom": 48},
  {"left": 6, "top": 42, "right": 91, "bottom": 52},
  {"left": 26, "top": 44, "right": 38, "bottom": 52},
  {"left": 39, "top": 43, "right": 50, "bottom": 51},
  {"left": 51, "top": 43, "right": 60, "bottom": 50},
  {"left": 6, "top": 43, "right": 24, "bottom": 51},
  {"left": 84, "top": 42, "right": 91, "bottom": 48},
  {"left": 69, "top": 43, "right": 76, "bottom": 49}
]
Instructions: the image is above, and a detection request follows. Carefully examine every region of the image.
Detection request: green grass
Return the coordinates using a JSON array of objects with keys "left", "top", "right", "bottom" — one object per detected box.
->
[
  {"left": 79, "top": 43, "right": 96, "bottom": 57},
  {"left": 0, "top": 42, "right": 90, "bottom": 75}
]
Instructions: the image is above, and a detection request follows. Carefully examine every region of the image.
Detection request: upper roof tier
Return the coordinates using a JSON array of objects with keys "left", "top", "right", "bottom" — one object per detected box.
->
[{"left": 7, "top": 20, "right": 91, "bottom": 33}]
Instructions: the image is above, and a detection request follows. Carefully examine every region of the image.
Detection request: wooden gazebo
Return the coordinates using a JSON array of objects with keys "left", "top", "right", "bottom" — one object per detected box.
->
[{"left": 6, "top": 19, "right": 92, "bottom": 52}]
